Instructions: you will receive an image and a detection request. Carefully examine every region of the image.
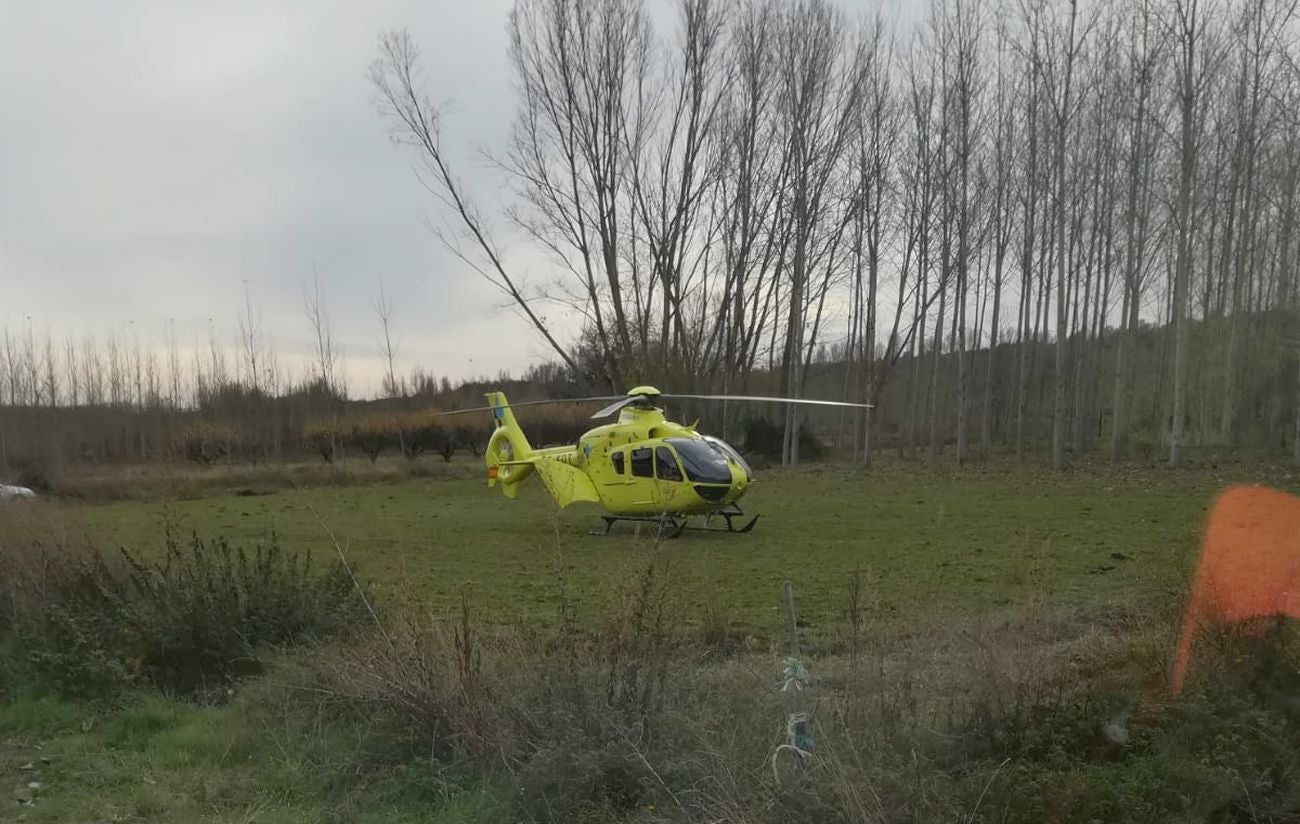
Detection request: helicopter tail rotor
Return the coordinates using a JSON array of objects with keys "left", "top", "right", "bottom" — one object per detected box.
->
[{"left": 484, "top": 392, "right": 535, "bottom": 496}]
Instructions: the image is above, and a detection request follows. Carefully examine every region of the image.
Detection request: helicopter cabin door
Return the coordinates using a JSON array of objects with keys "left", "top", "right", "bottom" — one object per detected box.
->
[
  {"left": 623, "top": 446, "right": 657, "bottom": 510},
  {"left": 650, "top": 444, "right": 687, "bottom": 512},
  {"left": 611, "top": 444, "right": 686, "bottom": 513}
]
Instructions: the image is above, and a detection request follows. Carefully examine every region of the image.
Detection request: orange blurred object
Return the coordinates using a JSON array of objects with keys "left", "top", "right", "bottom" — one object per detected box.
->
[{"left": 1171, "top": 485, "right": 1300, "bottom": 695}]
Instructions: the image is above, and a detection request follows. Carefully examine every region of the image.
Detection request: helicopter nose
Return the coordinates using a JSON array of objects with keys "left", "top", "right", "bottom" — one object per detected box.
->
[{"left": 727, "top": 461, "right": 749, "bottom": 501}]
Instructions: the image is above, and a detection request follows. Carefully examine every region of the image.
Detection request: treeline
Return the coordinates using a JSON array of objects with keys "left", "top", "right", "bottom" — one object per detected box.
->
[
  {"left": 0, "top": 356, "right": 587, "bottom": 472},
  {"left": 374, "top": 0, "right": 1300, "bottom": 467},
  {"left": 6, "top": 304, "right": 1293, "bottom": 476},
  {"left": 6, "top": 0, "right": 1300, "bottom": 472}
]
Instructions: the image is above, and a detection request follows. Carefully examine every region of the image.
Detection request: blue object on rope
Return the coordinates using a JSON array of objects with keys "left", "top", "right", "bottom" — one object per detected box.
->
[{"left": 788, "top": 711, "right": 814, "bottom": 754}]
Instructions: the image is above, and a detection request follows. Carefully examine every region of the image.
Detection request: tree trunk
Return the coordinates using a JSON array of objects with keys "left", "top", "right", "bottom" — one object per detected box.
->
[
  {"left": 1051, "top": 134, "right": 1069, "bottom": 470},
  {"left": 929, "top": 284, "right": 947, "bottom": 462},
  {"left": 1170, "top": 0, "right": 1200, "bottom": 469},
  {"left": 983, "top": 248, "right": 1004, "bottom": 454}
]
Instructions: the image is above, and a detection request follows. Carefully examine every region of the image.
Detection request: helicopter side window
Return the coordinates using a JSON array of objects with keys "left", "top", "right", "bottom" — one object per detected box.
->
[
  {"left": 611, "top": 451, "right": 625, "bottom": 475},
  {"left": 630, "top": 447, "right": 654, "bottom": 478},
  {"left": 654, "top": 446, "right": 683, "bottom": 481}
]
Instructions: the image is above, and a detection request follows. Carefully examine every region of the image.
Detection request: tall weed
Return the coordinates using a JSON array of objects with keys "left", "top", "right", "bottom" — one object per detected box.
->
[{"left": 0, "top": 507, "right": 368, "bottom": 696}]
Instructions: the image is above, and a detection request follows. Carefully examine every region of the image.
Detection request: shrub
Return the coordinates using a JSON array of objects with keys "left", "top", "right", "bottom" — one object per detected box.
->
[
  {"left": 394, "top": 412, "right": 450, "bottom": 460},
  {"left": 120, "top": 535, "right": 367, "bottom": 694},
  {"left": 742, "top": 417, "right": 826, "bottom": 462},
  {"left": 7, "top": 455, "right": 55, "bottom": 492},
  {"left": 310, "top": 549, "right": 685, "bottom": 819},
  {"left": 454, "top": 422, "right": 490, "bottom": 457},
  {"left": 2, "top": 525, "right": 369, "bottom": 697},
  {"left": 177, "top": 421, "right": 238, "bottom": 465},
  {"left": 304, "top": 418, "right": 342, "bottom": 463},
  {"left": 347, "top": 414, "right": 400, "bottom": 463}
]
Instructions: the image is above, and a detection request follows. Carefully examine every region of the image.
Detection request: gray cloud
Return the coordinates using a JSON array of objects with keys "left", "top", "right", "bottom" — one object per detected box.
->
[
  {"left": 0, "top": 0, "right": 550, "bottom": 392},
  {"left": 0, "top": 0, "right": 916, "bottom": 395}
]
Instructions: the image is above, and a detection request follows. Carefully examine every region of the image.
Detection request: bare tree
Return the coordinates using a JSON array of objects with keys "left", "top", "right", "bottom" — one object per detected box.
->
[
  {"left": 165, "top": 319, "right": 182, "bottom": 409},
  {"left": 774, "top": 0, "right": 868, "bottom": 465},
  {"left": 206, "top": 317, "right": 229, "bottom": 402},
  {"left": 81, "top": 337, "right": 104, "bottom": 407},
  {"left": 848, "top": 13, "right": 908, "bottom": 466},
  {"left": 238, "top": 280, "right": 264, "bottom": 395},
  {"left": 939, "top": 0, "right": 983, "bottom": 466},
  {"left": 626, "top": 0, "right": 730, "bottom": 378},
  {"left": 714, "top": 0, "right": 790, "bottom": 420},
  {"left": 373, "top": 277, "right": 403, "bottom": 398},
  {"left": 1112, "top": 0, "right": 1166, "bottom": 461},
  {"left": 1038, "top": 0, "right": 1094, "bottom": 470},
  {"left": 1166, "top": 0, "right": 1219, "bottom": 467},
  {"left": 372, "top": 29, "right": 590, "bottom": 384},
  {"left": 41, "top": 327, "right": 59, "bottom": 407},
  {"left": 1218, "top": 0, "right": 1296, "bottom": 445},
  {"left": 304, "top": 270, "right": 340, "bottom": 398},
  {"left": 63, "top": 334, "right": 80, "bottom": 408},
  {"left": 981, "top": 9, "right": 1018, "bottom": 455}
]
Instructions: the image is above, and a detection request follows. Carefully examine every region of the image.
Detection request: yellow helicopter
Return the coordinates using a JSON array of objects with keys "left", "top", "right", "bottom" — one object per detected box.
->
[{"left": 450, "top": 386, "right": 871, "bottom": 536}]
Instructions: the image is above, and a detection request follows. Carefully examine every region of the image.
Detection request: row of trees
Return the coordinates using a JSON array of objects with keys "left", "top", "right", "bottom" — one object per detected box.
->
[
  {"left": 6, "top": 0, "right": 1300, "bottom": 471},
  {"left": 0, "top": 320, "right": 586, "bottom": 468},
  {"left": 0, "top": 273, "right": 463, "bottom": 468},
  {"left": 374, "top": 0, "right": 1300, "bottom": 467},
  {"left": 0, "top": 283, "right": 459, "bottom": 413},
  {"left": 301, "top": 404, "right": 595, "bottom": 464}
]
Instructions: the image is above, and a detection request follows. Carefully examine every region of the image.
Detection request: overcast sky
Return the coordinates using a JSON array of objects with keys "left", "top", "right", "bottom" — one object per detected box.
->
[{"left": 1, "top": 0, "right": 918, "bottom": 397}]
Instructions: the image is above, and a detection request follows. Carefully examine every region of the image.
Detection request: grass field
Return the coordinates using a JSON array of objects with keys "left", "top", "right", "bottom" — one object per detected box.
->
[
  {"left": 73, "top": 463, "right": 1249, "bottom": 642},
  {"left": 5, "top": 458, "right": 1300, "bottom": 822}
]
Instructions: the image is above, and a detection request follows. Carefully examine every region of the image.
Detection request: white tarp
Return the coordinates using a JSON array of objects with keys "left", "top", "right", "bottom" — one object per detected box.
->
[{"left": 0, "top": 485, "right": 36, "bottom": 500}]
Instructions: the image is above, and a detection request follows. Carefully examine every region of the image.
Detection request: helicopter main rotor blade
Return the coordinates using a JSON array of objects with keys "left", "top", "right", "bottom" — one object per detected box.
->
[
  {"left": 660, "top": 393, "right": 874, "bottom": 409},
  {"left": 428, "top": 395, "right": 622, "bottom": 418},
  {"left": 589, "top": 395, "right": 646, "bottom": 419}
]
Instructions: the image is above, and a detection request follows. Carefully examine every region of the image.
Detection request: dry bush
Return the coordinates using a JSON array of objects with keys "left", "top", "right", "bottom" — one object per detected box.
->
[
  {"left": 310, "top": 546, "right": 691, "bottom": 820},
  {"left": 301, "top": 563, "right": 1202, "bottom": 824},
  {"left": 0, "top": 504, "right": 369, "bottom": 697},
  {"left": 304, "top": 418, "right": 343, "bottom": 463},
  {"left": 4, "top": 454, "right": 60, "bottom": 493},
  {"left": 345, "top": 413, "right": 400, "bottom": 463},
  {"left": 176, "top": 420, "right": 239, "bottom": 465},
  {"left": 0, "top": 503, "right": 110, "bottom": 633},
  {"left": 392, "top": 411, "right": 452, "bottom": 460}
]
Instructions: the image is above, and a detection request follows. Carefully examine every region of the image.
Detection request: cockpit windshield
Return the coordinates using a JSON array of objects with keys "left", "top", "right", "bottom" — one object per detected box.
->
[
  {"left": 702, "top": 436, "right": 753, "bottom": 481},
  {"left": 666, "top": 438, "right": 733, "bottom": 484}
]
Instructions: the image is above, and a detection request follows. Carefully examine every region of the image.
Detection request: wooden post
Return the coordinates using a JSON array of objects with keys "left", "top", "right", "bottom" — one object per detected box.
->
[{"left": 861, "top": 406, "right": 872, "bottom": 467}]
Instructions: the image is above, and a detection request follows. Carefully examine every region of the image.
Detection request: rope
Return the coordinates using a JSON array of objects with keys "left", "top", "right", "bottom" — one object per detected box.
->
[
  {"left": 771, "top": 712, "right": 814, "bottom": 782},
  {"left": 780, "top": 657, "right": 809, "bottom": 692},
  {"left": 787, "top": 711, "right": 814, "bottom": 753}
]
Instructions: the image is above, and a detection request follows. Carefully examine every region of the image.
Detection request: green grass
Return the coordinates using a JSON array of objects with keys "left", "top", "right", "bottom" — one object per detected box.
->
[
  {"left": 73, "top": 462, "right": 1285, "bottom": 644},
  {"left": 0, "top": 680, "right": 510, "bottom": 823},
  {"left": 7, "top": 460, "right": 1300, "bottom": 822}
]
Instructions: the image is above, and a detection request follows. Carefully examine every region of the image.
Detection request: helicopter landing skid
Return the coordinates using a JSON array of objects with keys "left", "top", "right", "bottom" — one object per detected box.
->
[
  {"left": 593, "top": 505, "right": 759, "bottom": 537},
  {"left": 699, "top": 505, "right": 761, "bottom": 534}
]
